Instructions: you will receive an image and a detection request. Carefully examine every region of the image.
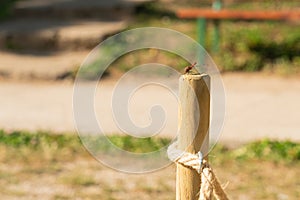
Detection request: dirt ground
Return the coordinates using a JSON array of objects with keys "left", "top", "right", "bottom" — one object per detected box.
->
[
  {"left": 0, "top": 145, "right": 299, "bottom": 200},
  {"left": 0, "top": 71, "right": 299, "bottom": 145}
]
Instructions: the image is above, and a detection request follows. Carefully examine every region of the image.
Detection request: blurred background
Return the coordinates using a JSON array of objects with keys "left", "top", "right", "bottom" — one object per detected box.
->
[{"left": 0, "top": 0, "right": 299, "bottom": 199}]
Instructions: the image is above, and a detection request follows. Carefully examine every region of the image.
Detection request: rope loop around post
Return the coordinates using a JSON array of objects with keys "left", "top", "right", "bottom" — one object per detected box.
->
[{"left": 167, "top": 142, "right": 230, "bottom": 200}]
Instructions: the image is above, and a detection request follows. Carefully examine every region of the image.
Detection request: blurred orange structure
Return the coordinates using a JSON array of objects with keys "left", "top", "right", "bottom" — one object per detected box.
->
[
  {"left": 176, "top": 8, "right": 300, "bottom": 53},
  {"left": 177, "top": 9, "right": 300, "bottom": 21}
]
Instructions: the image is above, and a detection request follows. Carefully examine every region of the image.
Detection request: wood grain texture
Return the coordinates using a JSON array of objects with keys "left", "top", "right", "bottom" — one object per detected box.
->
[{"left": 176, "top": 74, "right": 210, "bottom": 200}]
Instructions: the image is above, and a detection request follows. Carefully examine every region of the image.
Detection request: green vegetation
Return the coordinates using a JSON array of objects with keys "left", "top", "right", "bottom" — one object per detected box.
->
[
  {"left": 218, "top": 21, "right": 300, "bottom": 72},
  {"left": 60, "top": 172, "right": 97, "bottom": 187},
  {"left": 0, "top": 130, "right": 78, "bottom": 148},
  {"left": 108, "top": 135, "right": 170, "bottom": 153},
  {"left": 78, "top": 58, "right": 108, "bottom": 81},
  {"left": 234, "top": 140, "right": 300, "bottom": 162},
  {"left": 75, "top": 17, "right": 300, "bottom": 79},
  {"left": 0, "top": 0, "right": 17, "bottom": 20},
  {"left": 0, "top": 130, "right": 299, "bottom": 199},
  {"left": 124, "top": 1, "right": 300, "bottom": 75},
  {"left": 0, "top": 130, "right": 299, "bottom": 162},
  {"left": 2, "top": 1, "right": 298, "bottom": 77},
  {"left": 226, "top": 0, "right": 300, "bottom": 10},
  {"left": 0, "top": 130, "right": 84, "bottom": 163},
  {"left": 111, "top": 49, "right": 189, "bottom": 73},
  {"left": 77, "top": 48, "right": 189, "bottom": 80},
  {"left": 212, "top": 139, "right": 300, "bottom": 164}
]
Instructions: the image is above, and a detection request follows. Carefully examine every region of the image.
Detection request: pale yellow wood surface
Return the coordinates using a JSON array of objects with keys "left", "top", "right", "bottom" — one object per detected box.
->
[{"left": 176, "top": 74, "right": 210, "bottom": 200}]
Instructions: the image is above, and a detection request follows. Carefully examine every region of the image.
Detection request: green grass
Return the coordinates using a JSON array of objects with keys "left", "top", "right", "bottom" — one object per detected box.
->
[
  {"left": 0, "top": 130, "right": 299, "bottom": 199},
  {"left": 217, "top": 21, "right": 300, "bottom": 72},
  {"left": 0, "top": 130, "right": 299, "bottom": 163},
  {"left": 60, "top": 172, "right": 97, "bottom": 187},
  {"left": 0, "top": 130, "right": 79, "bottom": 149},
  {"left": 211, "top": 140, "right": 300, "bottom": 164},
  {"left": 232, "top": 139, "right": 300, "bottom": 162},
  {"left": 108, "top": 135, "right": 170, "bottom": 153}
]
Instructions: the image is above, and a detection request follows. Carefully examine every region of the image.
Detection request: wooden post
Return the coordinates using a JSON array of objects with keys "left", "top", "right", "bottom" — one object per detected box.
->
[{"left": 176, "top": 74, "right": 210, "bottom": 200}]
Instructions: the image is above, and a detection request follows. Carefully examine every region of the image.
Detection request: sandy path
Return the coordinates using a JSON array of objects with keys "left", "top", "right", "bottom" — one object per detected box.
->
[
  {"left": 221, "top": 73, "right": 300, "bottom": 144},
  {"left": 0, "top": 51, "right": 89, "bottom": 80},
  {"left": 0, "top": 73, "right": 299, "bottom": 144}
]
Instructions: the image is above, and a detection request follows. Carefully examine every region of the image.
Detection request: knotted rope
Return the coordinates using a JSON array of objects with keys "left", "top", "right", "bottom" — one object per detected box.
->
[{"left": 167, "top": 142, "right": 229, "bottom": 200}]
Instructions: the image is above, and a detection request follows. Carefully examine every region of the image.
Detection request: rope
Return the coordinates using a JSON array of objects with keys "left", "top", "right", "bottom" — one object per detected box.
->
[
  {"left": 199, "top": 167, "right": 213, "bottom": 200},
  {"left": 167, "top": 142, "right": 230, "bottom": 200}
]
